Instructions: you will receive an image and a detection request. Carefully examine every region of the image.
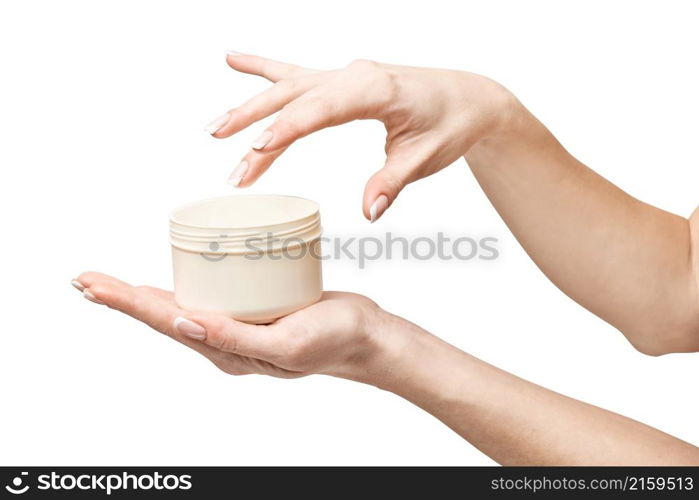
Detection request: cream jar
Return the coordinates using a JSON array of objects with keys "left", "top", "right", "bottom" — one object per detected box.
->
[{"left": 170, "top": 195, "right": 323, "bottom": 324}]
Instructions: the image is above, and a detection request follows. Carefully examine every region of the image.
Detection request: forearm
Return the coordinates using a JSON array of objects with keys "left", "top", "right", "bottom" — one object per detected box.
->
[
  {"left": 465, "top": 103, "right": 699, "bottom": 354},
  {"left": 359, "top": 314, "right": 699, "bottom": 465}
]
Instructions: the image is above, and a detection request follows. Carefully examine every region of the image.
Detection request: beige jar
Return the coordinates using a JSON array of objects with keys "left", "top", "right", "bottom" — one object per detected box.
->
[{"left": 170, "top": 195, "right": 323, "bottom": 324}]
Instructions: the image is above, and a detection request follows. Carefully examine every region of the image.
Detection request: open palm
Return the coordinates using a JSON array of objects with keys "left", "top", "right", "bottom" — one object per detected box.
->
[{"left": 73, "top": 272, "right": 383, "bottom": 380}]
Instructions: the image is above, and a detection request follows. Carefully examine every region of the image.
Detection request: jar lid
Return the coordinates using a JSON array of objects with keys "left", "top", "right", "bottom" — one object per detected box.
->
[{"left": 169, "top": 195, "right": 322, "bottom": 255}]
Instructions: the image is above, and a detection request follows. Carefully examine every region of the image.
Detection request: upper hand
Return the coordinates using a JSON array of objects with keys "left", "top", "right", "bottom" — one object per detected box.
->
[{"left": 208, "top": 54, "right": 518, "bottom": 221}]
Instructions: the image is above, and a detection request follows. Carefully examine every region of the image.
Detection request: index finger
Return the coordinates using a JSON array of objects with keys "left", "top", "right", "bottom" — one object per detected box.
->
[{"left": 226, "top": 52, "right": 316, "bottom": 82}]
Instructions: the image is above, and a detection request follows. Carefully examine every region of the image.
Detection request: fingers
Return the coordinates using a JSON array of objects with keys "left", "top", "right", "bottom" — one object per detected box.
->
[
  {"left": 209, "top": 75, "right": 320, "bottom": 139},
  {"left": 248, "top": 86, "right": 363, "bottom": 154},
  {"left": 77, "top": 272, "right": 174, "bottom": 302},
  {"left": 227, "top": 147, "right": 287, "bottom": 188},
  {"left": 224, "top": 83, "right": 369, "bottom": 185},
  {"left": 216, "top": 53, "right": 413, "bottom": 223},
  {"left": 362, "top": 137, "right": 451, "bottom": 222},
  {"left": 71, "top": 272, "right": 294, "bottom": 364},
  {"left": 76, "top": 272, "right": 182, "bottom": 336},
  {"left": 74, "top": 273, "right": 229, "bottom": 368},
  {"left": 136, "top": 286, "right": 175, "bottom": 301},
  {"left": 75, "top": 271, "right": 131, "bottom": 303},
  {"left": 77, "top": 271, "right": 133, "bottom": 290},
  {"left": 183, "top": 312, "right": 291, "bottom": 363},
  {"left": 225, "top": 52, "right": 315, "bottom": 82},
  {"left": 362, "top": 157, "right": 412, "bottom": 222},
  {"left": 224, "top": 88, "right": 358, "bottom": 186}
]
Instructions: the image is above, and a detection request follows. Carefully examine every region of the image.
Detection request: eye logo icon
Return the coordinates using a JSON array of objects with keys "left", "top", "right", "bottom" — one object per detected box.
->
[
  {"left": 200, "top": 237, "right": 228, "bottom": 262},
  {"left": 5, "top": 472, "right": 29, "bottom": 495}
]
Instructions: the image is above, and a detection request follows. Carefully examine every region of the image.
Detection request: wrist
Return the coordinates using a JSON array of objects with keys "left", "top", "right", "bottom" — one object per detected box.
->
[
  {"left": 472, "top": 90, "right": 528, "bottom": 148},
  {"left": 328, "top": 307, "right": 421, "bottom": 387},
  {"left": 361, "top": 310, "right": 426, "bottom": 389},
  {"left": 347, "top": 309, "right": 478, "bottom": 403},
  {"left": 465, "top": 94, "right": 559, "bottom": 170}
]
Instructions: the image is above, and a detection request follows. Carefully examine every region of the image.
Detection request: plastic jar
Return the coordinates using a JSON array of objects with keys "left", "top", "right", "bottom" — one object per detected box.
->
[{"left": 169, "top": 195, "right": 323, "bottom": 324}]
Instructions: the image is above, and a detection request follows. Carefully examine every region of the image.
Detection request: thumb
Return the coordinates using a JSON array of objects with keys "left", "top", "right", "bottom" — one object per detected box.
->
[{"left": 362, "top": 160, "right": 409, "bottom": 223}]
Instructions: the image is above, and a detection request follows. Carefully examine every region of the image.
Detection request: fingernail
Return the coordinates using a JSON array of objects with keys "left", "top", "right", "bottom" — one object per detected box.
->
[
  {"left": 250, "top": 130, "right": 273, "bottom": 150},
  {"left": 174, "top": 317, "right": 206, "bottom": 340},
  {"left": 205, "top": 113, "right": 230, "bottom": 135},
  {"left": 71, "top": 279, "right": 85, "bottom": 292},
  {"left": 83, "top": 290, "right": 104, "bottom": 305},
  {"left": 369, "top": 195, "right": 389, "bottom": 223},
  {"left": 226, "top": 50, "right": 243, "bottom": 57},
  {"left": 227, "top": 161, "right": 249, "bottom": 187}
]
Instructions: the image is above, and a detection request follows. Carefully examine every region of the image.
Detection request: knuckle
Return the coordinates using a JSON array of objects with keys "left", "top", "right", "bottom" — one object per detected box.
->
[
  {"left": 312, "top": 97, "right": 335, "bottom": 117},
  {"left": 88, "top": 283, "right": 107, "bottom": 297},
  {"left": 134, "top": 285, "right": 155, "bottom": 295},
  {"left": 285, "top": 343, "right": 307, "bottom": 365},
  {"left": 260, "top": 59, "right": 273, "bottom": 77},
  {"left": 274, "top": 114, "right": 305, "bottom": 139},
  {"left": 76, "top": 271, "right": 99, "bottom": 286},
  {"left": 233, "top": 106, "right": 253, "bottom": 123},
  {"left": 378, "top": 169, "right": 404, "bottom": 194},
  {"left": 278, "top": 329, "right": 309, "bottom": 366},
  {"left": 347, "top": 59, "right": 395, "bottom": 107},
  {"left": 288, "top": 65, "right": 306, "bottom": 78},
  {"left": 301, "top": 95, "right": 336, "bottom": 127},
  {"left": 209, "top": 321, "right": 238, "bottom": 353},
  {"left": 347, "top": 58, "right": 379, "bottom": 72},
  {"left": 86, "top": 286, "right": 108, "bottom": 307},
  {"left": 376, "top": 69, "right": 398, "bottom": 107},
  {"left": 127, "top": 290, "right": 149, "bottom": 314},
  {"left": 274, "top": 78, "right": 297, "bottom": 93}
]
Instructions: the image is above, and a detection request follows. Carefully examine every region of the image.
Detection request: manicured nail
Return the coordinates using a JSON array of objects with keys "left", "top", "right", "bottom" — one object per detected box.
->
[
  {"left": 71, "top": 280, "right": 85, "bottom": 292},
  {"left": 250, "top": 130, "right": 273, "bottom": 150},
  {"left": 173, "top": 317, "right": 206, "bottom": 340},
  {"left": 369, "top": 195, "right": 389, "bottom": 223},
  {"left": 226, "top": 50, "right": 243, "bottom": 57},
  {"left": 83, "top": 290, "right": 104, "bottom": 305},
  {"left": 227, "top": 161, "right": 249, "bottom": 187},
  {"left": 205, "top": 113, "right": 230, "bottom": 135}
]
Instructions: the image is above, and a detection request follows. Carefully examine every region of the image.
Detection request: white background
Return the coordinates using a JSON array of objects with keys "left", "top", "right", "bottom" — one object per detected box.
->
[{"left": 1, "top": 0, "right": 697, "bottom": 465}]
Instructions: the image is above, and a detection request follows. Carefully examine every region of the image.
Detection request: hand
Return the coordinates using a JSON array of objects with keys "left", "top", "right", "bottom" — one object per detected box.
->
[
  {"left": 71, "top": 276, "right": 699, "bottom": 465},
  {"left": 207, "top": 54, "right": 519, "bottom": 221},
  {"left": 71, "top": 272, "right": 395, "bottom": 382}
]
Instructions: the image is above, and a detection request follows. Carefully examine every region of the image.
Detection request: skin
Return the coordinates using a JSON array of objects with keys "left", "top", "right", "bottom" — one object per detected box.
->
[
  {"left": 212, "top": 54, "right": 699, "bottom": 356},
  {"left": 74, "top": 56, "right": 699, "bottom": 464},
  {"left": 72, "top": 272, "right": 699, "bottom": 465}
]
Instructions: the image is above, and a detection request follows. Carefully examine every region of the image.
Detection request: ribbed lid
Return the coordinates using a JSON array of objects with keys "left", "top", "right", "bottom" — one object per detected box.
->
[{"left": 169, "top": 195, "right": 321, "bottom": 254}]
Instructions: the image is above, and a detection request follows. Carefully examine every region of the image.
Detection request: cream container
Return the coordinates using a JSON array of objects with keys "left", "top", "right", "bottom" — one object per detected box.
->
[{"left": 170, "top": 195, "right": 323, "bottom": 324}]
